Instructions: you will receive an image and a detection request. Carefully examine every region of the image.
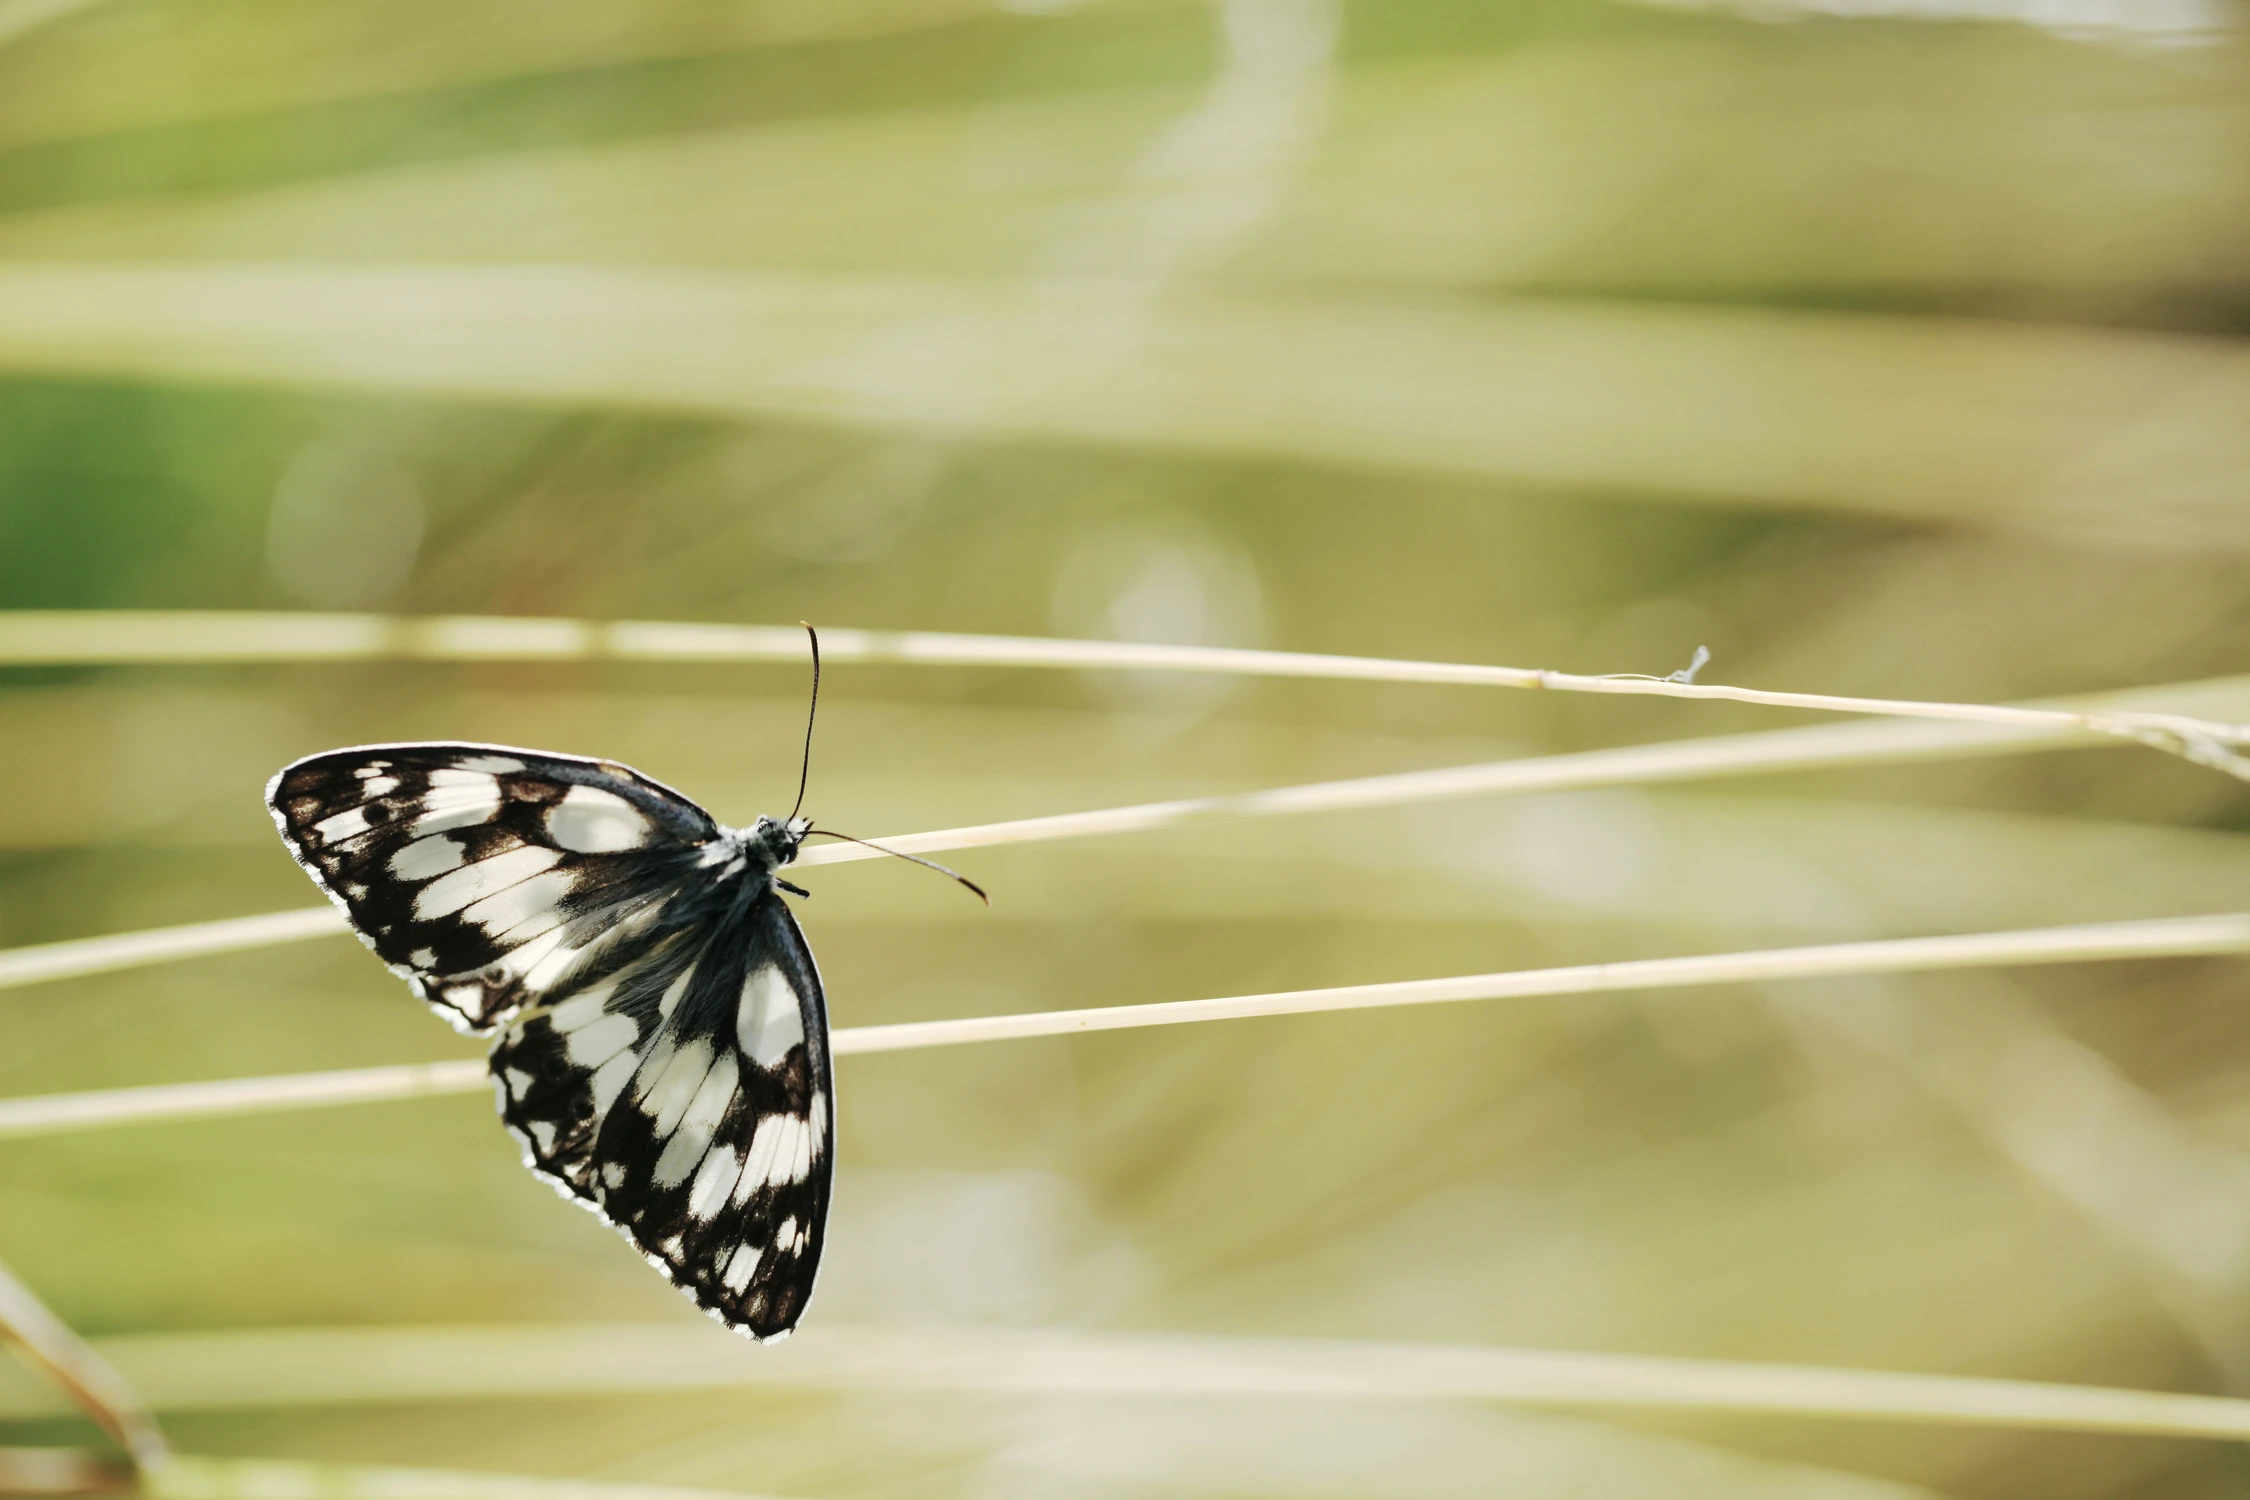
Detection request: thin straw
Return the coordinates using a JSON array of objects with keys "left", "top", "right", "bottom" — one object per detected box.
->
[
  {"left": 3, "top": 915, "right": 2242, "bottom": 1140},
  {"left": 0, "top": 908, "right": 347, "bottom": 992},
  {"left": 826, "top": 913, "right": 2250, "bottom": 1055},
  {"left": 0, "top": 1255, "right": 171, "bottom": 1474},
  {"left": 1, "top": 611, "right": 2245, "bottom": 777},
  {"left": 0, "top": 1448, "right": 130, "bottom": 1493},
  {"left": 12, "top": 686, "right": 2249, "bottom": 993},
  {"left": 4, "top": 1322, "right": 2250, "bottom": 1443},
  {"left": 145, "top": 1457, "right": 799, "bottom": 1500}
]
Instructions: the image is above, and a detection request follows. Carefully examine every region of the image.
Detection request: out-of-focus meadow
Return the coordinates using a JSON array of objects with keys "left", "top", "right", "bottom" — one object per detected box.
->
[{"left": 2, "top": 0, "right": 2250, "bottom": 1495}]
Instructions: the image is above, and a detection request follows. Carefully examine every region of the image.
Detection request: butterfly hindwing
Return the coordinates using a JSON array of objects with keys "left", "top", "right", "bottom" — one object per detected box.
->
[
  {"left": 266, "top": 743, "right": 718, "bottom": 1032},
  {"left": 491, "top": 889, "right": 833, "bottom": 1340}
]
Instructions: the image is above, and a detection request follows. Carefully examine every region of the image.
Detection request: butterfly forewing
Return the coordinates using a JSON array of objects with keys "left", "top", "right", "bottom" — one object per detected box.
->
[
  {"left": 266, "top": 741, "right": 834, "bottom": 1341},
  {"left": 266, "top": 743, "right": 717, "bottom": 1032},
  {"left": 493, "top": 891, "right": 833, "bottom": 1339}
]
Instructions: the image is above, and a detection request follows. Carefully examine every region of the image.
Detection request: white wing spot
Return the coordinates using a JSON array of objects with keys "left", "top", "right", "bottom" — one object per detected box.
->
[
  {"left": 565, "top": 1012, "right": 638, "bottom": 1068},
  {"left": 465, "top": 869, "right": 574, "bottom": 938},
  {"left": 546, "top": 785, "right": 652, "bottom": 853},
  {"left": 601, "top": 1161, "right": 627, "bottom": 1189},
  {"left": 735, "top": 1113, "right": 809, "bottom": 1203},
  {"left": 518, "top": 936, "right": 583, "bottom": 993},
  {"left": 504, "top": 1068, "right": 533, "bottom": 1099},
  {"left": 658, "top": 966, "right": 694, "bottom": 1020},
  {"left": 589, "top": 1050, "right": 638, "bottom": 1116},
  {"left": 410, "top": 948, "right": 437, "bottom": 968},
  {"left": 527, "top": 1119, "right": 557, "bottom": 1153},
  {"left": 456, "top": 755, "right": 526, "bottom": 774},
  {"left": 721, "top": 1241, "right": 761, "bottom": 1294},
  {"left": 735, "top": 1116, "right": 780, "bottom": 1205},
  {"left": 353, "top": 763, "right": 392, "bottom": 778},
  {"left": 412, "top": 772, "right": 502, "bottom": 834},
  {"left": 736, "top": 965, "right": 805, "bottom": 1067},
  {"left": 653, "top": 1056, "right": 740, "bottom": 1188},
  {"left": 637, "top": 1038, "right": 715, "bottom": 1138},
  {"left": 494, "top": 926, "right": 568, "bottom": 987},
  {"left": 414, "top": 844, "right": 562, "bottom": 920},
  {"left": 688, "top": 1147, "right": 745, "bottom": 1220},
  {"left": 390, "top": 834, "right": 466, "bottom": 881},
  {"left": 775, "top": 1216, "right": 799, "bottom": 1253},
  {"left": 546, "top": 984, "right": 618, "bottom": 1033},
  {"left": 312, "top": 807, "right": 371, "bottom": 845}
]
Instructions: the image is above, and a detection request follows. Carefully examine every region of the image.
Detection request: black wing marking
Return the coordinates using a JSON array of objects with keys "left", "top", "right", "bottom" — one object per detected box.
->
[
  {"left": 266, "top": 742, "right": 719, "bottom": 1033},
  {"left": 491, "top": 888, "right": 834, "bottom": 1341}
]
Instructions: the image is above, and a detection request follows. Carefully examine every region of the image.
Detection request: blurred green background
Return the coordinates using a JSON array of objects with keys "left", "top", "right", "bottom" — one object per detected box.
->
[{"left": 3, "top": 0, "right": 2250, "bottom": 1495}]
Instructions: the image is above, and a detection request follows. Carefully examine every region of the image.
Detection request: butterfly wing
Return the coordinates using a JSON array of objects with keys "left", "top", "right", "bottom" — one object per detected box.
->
[
  {"left": 269, "top": 740, "right": 835, "bottom": 1341},
  {"left": 492, "top": 888, "right": 834, "bottom": 1340},
  {"left": 266, "top": 742, "right": 718, "bottom": 1033}
]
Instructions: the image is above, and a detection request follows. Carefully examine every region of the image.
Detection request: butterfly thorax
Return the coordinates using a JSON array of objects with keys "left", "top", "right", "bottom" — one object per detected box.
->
[{"left": 709, "top": 815, "right": 810, "bottom": 880}]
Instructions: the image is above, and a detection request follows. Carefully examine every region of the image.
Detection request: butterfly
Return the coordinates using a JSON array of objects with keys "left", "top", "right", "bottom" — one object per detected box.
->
[{"left": 263, "top": 632, "right": 981, "bottom": 1341}]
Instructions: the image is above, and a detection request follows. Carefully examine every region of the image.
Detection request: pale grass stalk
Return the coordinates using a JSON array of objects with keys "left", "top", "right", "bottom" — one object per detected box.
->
[
  {"left": 146, "top": 1457, "right": 799, "bottom": 1500},
  {"left": 0, "top": 1060, "right": 487, "bottom": 1138},
  {"left": 0, "top": 908, "right": 346, "bottom": 992},
  {"left": 2, "top": 1323, "right": 2248, "bottom": 1443},
  {"left": 3, "top": 916, "right": 2242, "bottom": 1140},
  {"left": 0, "top": 1256, "right": 170, "bottom": 1475},
  {"left": 14, "top": 678, "right": 2250, "bottom": 993},
  {"left": 0, "top": 1446, "right": 129, "bottom": 1494},
  {"left": 2, "top": 610, "right": 2247, "bottom": 777}
]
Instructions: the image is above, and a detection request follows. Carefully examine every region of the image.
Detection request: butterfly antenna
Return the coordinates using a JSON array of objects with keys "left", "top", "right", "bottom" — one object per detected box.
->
[
  {"left": 789, "top": 622, "right": 820, "bottom": 822},
  {"left": 805, "top": 829, "right": 989, "bottom": 905}
]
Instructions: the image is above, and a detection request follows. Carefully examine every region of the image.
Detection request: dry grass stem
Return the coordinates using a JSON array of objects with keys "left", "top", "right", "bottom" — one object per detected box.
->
[
  {"left": 0, "top": 1258, "right": 170, "bottom": 1476},
  {"left": 827, "top": 913, "right": 2250, "bottom": 1053},
  {"left": 145, "top": 1457, "right": 801, "bottom": 1500},
  {"left": 4, "top": 915, "right": 2242, "bottom": 1139},
  {"left": 0, "top": 908, "right": 346, "bottom": 992},
  {"left": 2, "top": 610, "right": 2246, "bottom": 778},
  {"left": 0, "top": 1447, "right": 130, "bottom": 1496},
  {"left": 0, "top": 1061, "right": 486, "bottom": 1139},
  {"left": 4, "top": 1323, "right": 2249, "bottom": 1444},
  {"left": 13, "top": 676, "right": 2250, "bottom": 993}
]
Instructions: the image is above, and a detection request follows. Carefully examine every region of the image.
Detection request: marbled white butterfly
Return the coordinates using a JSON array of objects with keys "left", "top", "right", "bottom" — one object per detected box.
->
[{"left": 264, "top": 632, "right": 980, "bottom": 1340}]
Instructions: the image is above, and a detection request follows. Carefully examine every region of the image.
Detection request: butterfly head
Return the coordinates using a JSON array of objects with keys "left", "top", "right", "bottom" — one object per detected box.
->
[{"left": 744, "top": 813, "right": 812, "bottom": 870}]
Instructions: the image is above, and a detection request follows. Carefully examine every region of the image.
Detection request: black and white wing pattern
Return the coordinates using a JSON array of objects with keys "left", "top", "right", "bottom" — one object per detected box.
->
[
  {"left": 493, "top": 888, "right": 832, "bottom": 1338},
  {"left": 267, "top": 742, "right": 833, "bottom": 1341}
]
